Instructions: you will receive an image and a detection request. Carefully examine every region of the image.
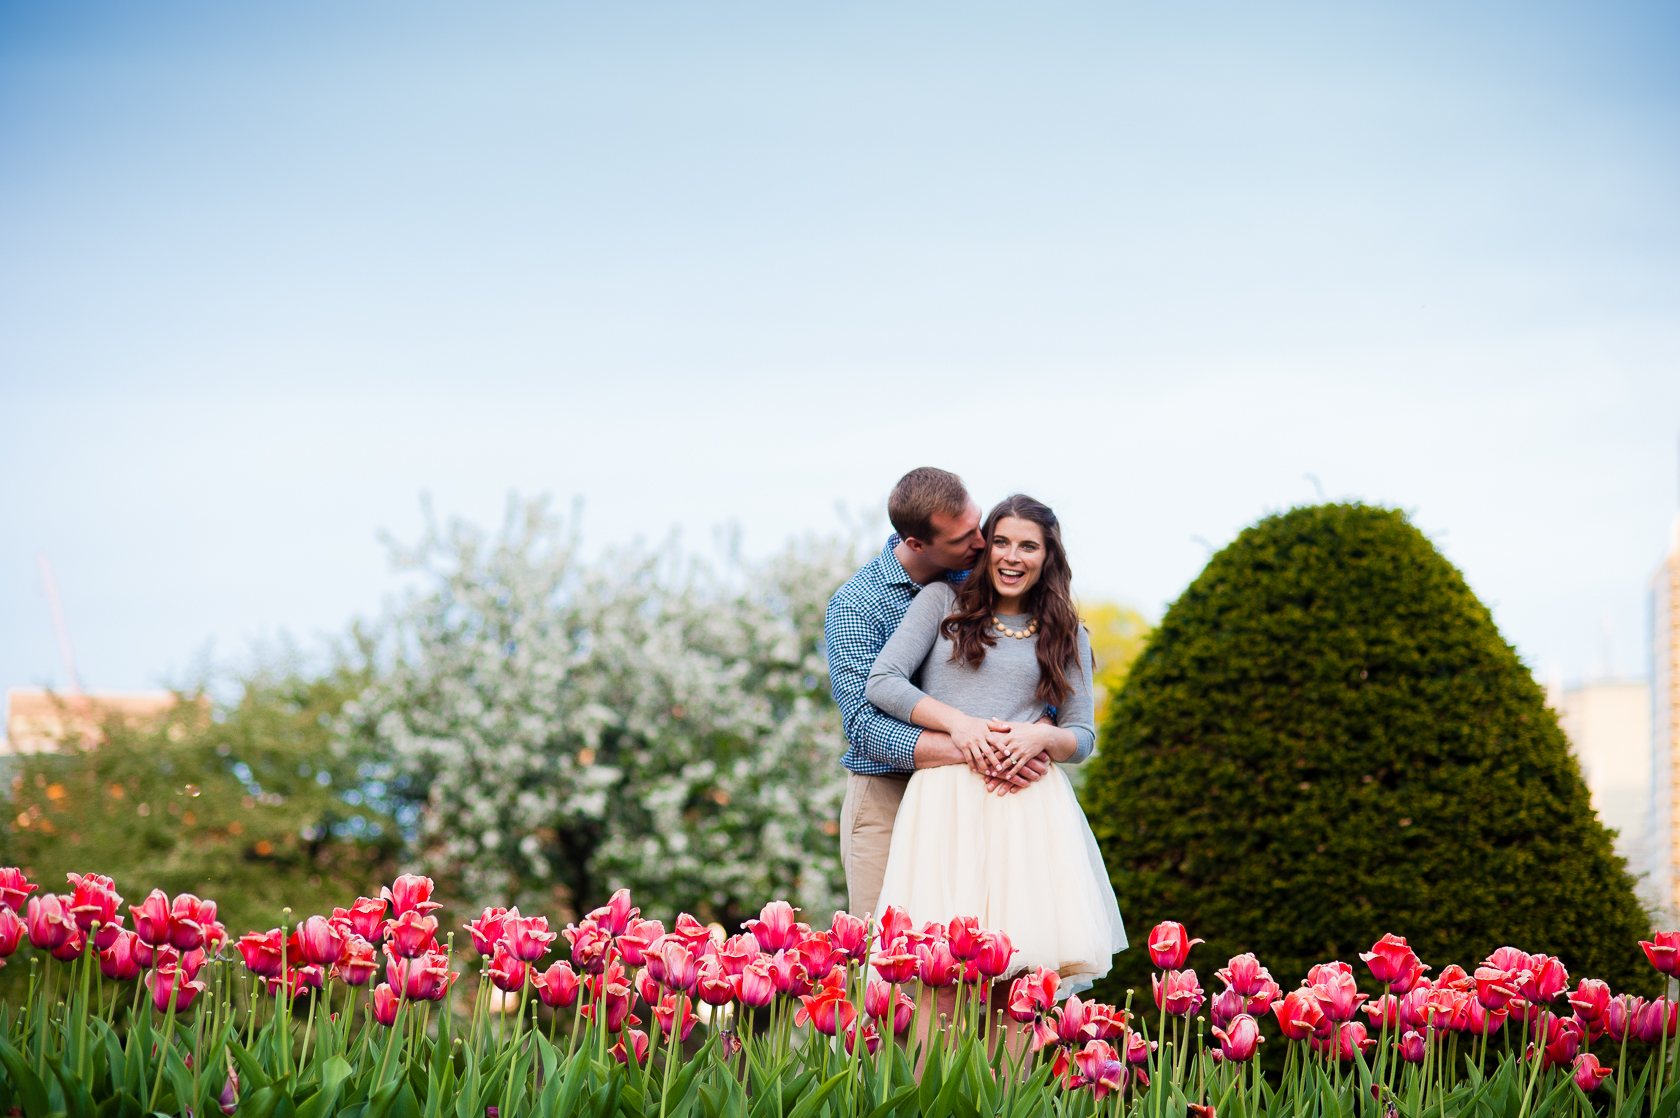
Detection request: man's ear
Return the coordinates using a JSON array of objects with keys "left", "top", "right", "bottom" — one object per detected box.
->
[{"left": 901, "top": 537, "right": 927, "bottom": 554}]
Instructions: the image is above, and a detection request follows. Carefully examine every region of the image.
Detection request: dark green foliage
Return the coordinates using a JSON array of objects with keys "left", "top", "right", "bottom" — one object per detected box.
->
[{"left": 1082, "top": 503, "right": 1656, "bottom": 1001}]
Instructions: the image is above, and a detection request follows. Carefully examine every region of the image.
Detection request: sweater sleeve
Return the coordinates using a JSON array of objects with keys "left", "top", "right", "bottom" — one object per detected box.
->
[
  {"left": 865, "top": 583, "right": 954, "bottom": 723},
  {"left": 1058, "top": 627, "right": 1098, "bottom": 764}
]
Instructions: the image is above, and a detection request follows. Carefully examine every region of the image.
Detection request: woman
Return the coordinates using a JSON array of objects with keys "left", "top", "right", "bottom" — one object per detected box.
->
[{"left": 866, "top": 494, "right": 1127, "bottom": 994}]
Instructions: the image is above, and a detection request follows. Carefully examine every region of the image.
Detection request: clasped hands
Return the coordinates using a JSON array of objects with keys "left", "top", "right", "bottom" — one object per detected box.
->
[{"left": 952, "top": 716, "right": 1055, "bottom": 796}]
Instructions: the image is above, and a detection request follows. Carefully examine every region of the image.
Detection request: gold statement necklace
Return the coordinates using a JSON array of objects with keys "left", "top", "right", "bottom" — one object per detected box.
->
[{"left": 993, "top": 615, "right": 1038, "bottom": 639}]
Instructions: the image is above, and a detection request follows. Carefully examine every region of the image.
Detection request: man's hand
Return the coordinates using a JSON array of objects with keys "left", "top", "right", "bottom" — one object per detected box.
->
[
  {"left": 913, "top": 730, "right": 966, "bottom": 769},
  {"left": 981, "top": 751, "right": 1051, "bottom": 795}
]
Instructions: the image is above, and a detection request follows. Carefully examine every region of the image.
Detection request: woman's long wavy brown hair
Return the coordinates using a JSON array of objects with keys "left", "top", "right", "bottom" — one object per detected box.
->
[{"left": 941, "top": 494, "right": 1082, "bottom": 707}]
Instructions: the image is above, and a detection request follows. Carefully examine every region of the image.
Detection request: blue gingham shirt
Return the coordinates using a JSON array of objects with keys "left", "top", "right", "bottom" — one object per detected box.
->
[{"left": 825, "top": 535, "right": 968, "bottom": 775}]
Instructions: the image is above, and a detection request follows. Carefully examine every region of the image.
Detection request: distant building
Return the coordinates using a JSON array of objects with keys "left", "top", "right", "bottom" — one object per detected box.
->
[
  {"left": 3, "top": 687, "right": 182, "bottom": 754},
  {"left": 1648, "top": 515, "right": 1680, "bottom": 922},
  {"left": 1556, "top": 679, "right": 1651, "bottom": 874}
]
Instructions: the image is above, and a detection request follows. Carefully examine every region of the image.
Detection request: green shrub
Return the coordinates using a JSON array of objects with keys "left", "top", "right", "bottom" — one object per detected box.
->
[{"left": 1082, "top": 502, "right": 1656, "bottom": 1001}]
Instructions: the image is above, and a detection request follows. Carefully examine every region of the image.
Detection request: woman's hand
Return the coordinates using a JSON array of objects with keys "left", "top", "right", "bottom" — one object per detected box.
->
[
  {"left": 949, "top": 714, "right": 1006, "bottom": 776},
  {"left": 985, "top": 719, "right": 1072, "bottom": 781}
]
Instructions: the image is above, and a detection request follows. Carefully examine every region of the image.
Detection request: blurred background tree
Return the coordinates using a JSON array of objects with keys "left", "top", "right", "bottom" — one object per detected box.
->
[{"left": 1079, "top": 600, "right": 1152, "bottom": 727}]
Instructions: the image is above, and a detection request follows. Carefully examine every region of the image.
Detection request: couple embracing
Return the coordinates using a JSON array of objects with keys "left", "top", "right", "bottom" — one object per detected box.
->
[{"left": 825, "top": 467, "right": 1128, "bottom": 998}]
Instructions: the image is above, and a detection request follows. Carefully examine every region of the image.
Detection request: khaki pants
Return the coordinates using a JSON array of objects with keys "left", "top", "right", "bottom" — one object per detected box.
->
[{"left": 839, "top": 771, "right": 911, "bottom": 917}]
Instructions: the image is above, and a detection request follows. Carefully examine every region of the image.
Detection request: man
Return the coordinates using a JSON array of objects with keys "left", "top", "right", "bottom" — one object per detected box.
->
[{"left": 825, "top": 466, "right": 1054, "bottom": 917}]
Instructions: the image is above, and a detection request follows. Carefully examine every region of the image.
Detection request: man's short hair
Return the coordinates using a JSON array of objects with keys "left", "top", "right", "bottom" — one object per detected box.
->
[{"left": 888, "top": 467, "right": 971, "bottom": 544}]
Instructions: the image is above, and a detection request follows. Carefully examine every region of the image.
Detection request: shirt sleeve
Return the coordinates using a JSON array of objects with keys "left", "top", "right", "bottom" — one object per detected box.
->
[
  {"left": 1058, "top": 627, "right": 1098, "bottom": 763},
  {"left": 864, "top": 583, "right": 952, "bottom": 722},
  {"left": 824, "top": 597, "right": 923, "bottom": 773}
]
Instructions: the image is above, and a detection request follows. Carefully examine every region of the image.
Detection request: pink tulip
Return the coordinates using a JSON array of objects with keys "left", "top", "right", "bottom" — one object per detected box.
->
[
  {"left": 1217, "top": 953, "right": 1269, "bottom": 997},
  {"left": 916, "top": 940, "right": 962, "bottom": 988},
  {"left": 696, "top": 957, "right": 739, "bottom": 1006},
  {"left": 503, "top": 909, "right": 557, "bottom": 962},
  {"left": 96, "top": 929, "right": 140, "bottom": 979},
  {"left": 1574, "top": 1053, "right": 1613, "bottom": 1092},
  {"left": 296, "top": 914, "right": 344, "bottom": 967},
  {"left": 1364, "top": 994, "right": 1401, "bottom": 1029},
  {"left": 218, "top": 1068, "right": 239, "bottom": 1115},
  {"left": 1522, "top": 955, "right": 1569, "bottom": 1003},
  {"left": 738, "top": 957, "right": 776, "bottom": 1008},
  {"left": 945, "top": 916, "right": 983, "bottom": 961},
  {"left": 658, "top": 939, "right": 700, "bottom": 993},
  {"left": 974, "top": 930, "right": 1016, "bottom": 978},
  {"left": 1637, "top": 997, "right": 1678, "bottom": 1043},
  {"left": 1360, "top": 934, "right": 1419, "bottom": 987},
  {"left": 1485, "top": 946, "right": 1533, "bottom": 973},
  {"left": 1074, "top": 1041, "right": 1127, "bottom": 1100},
  {"left": 168, "top": 894, "right": 216, "bottom": 951},
  {"left": 612, "top": 1029, "right": 650, "bottom": 1066},
  {"left": 26, "top": 894, "right": 76, "bottom": 952},
  {"left": 1389, "top": 958, "right": 1431, "bottom": 995},
  {"left": 1050, "top": 995, "right": 1092, "bottom": 1045},
  {"left": 1273, "top": 989, "right": 1327, "bottom": 1040},
  {"left": 1396, "top": 1029, "right": 1427, "bottom": 1064},
  {"left": 340, "top": 897, "right": 387, "bottom": 942},
  {"left": 671, "top": 912, "right": 717, "bottom": 951},
  {"left": 795, "top": 932, "right": 841, "bottom": 982},
  {"left": 865, "top": 978, "right": 915, "bottom": 1033},
  {"left": 383, "top": 911, "right": 439, "bottom": 959},
  {"left": 1008, "top": 968, "right": 1060, "bottom": 1020},
  {"left": 876, "top": 905, "right": 912, "bottom": 952},
  {"left": 1312, "top": 967, "right": 1369, "bottom": 1023},
  {"left": 129, "top": 890, "right": 174, "bottom": 947},
  {"left": 1245, "top": 977, "right": 1283, "bottom": 1016},
  {"left": 1400, "top": 981, "right": 1434, "bottom": 1029},
  {"left": 657, "top": 993, "right": 701, "bottom": 1040},
  {"left": 586, "top": 888, "right": 639, "bottom": 937},
  {"left": 334, "top": 936, "right": 379, "bottom": 987},
  {"left": 1126, "top": 1031, "right": 1155, "bottom": 1065},
  {"left": 717, "top": 933, "right": 760, "bottom": 976},
  {"left": 147, "top": 965, "right": 206, "bottom": 1013},
  {"left": 562, "top": 920, "right": 613, "bottom": 974},
  {"left": 0, "top": 907, "right": 24, "bottom": 958},
  {"left": 1147, "top": 921, "right": 1202, "bottom": 970},
  {"left": 534, "top": 961, "right": 581, "bottom": 1008},
  {"left": 1329, "top": 1021, "right": 1374, "bottom": 1062},
  {"left": 1640, "top": 931, "right": 1680, "bottom": 976},
  {"left": 767, "top": 949, "right": 811, "bottom": 996},
  {"left": 829, "top": 911, "right": 869, "bottom": 962},
  {"left": 1606, "top": 995, "right": 1645, "bottom": 1042},
  {"left": 743, "top": 901, "right": 800, "bottom": 952},
  {"left": 463, "top": 907, "right": 509, "bottom": 956},
  {"left": 372, "top": 983, "right": 400, "bottom": 1025},
  {"left": 1473, "top": 966, "right": 1519, "bottom": 1010},
  {"left": 489, "top": 943, "right": 528, "bottom": 993},
  {"left": 381, "top": 874, "right": 441, "bottom": 917},
  {"left": 1212, "top": 1013, "right": 1263, "bottom": 1062},
  {"left": 1569, "top": 979, "right": 1611, "bottom": 1023},
  {"left": 66, "top": 873, "right": 123, "bottom": 934},
  {"left": 616, "top": 918, "right": 665, "bottom": 967},
  {"left": 1153, "top": 969, "right": 1205, "bottom": 1017},
  {"left": 385, "top": 944, "right": 456, "bottom": 1001},
  {"left": 237, "top": 930, "right": 284, "bottom": 978},
  {"left": 1467, "top": 998, "right": 1507, "bottom": 1037},
  {"left": 1211, "top": 987, "right": 1244, "bottom": 1030},
  {"left": 875, "top": 944, "right": 919, "bottom": 984},
  {"left": 1540, "top": 1014, "right": 1583, "bottom": 1067},
  {"left": 0, "top": 868, "right": 39, "bottom": 912},
  {"left": 844, "top": 1019, "right": 883, "bottom": 1057}
]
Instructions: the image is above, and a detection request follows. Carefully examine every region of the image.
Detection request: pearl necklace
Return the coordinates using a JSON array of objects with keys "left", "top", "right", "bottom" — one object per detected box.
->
[{"left": 993, "top": 615, "right": 1038, "bottom": 639}]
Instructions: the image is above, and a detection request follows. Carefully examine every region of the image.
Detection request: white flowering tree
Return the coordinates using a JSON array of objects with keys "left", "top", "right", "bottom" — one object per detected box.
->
[{"left": 337, "top": 498, "right": 857, "bottom": 926}]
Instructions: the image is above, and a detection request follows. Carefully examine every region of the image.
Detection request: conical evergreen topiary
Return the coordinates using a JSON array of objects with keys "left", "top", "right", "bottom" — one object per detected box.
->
[{"left": 1083, "top": 503, "right": 1656, "bottom": 1000}]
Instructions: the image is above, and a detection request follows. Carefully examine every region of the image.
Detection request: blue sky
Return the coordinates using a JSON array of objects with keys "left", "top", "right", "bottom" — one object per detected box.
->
[{"left": 2, "top": 0, "right": 1677, "bottom": 693}]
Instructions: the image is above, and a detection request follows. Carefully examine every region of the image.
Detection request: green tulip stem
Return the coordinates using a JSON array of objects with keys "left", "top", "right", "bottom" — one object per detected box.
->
[{"left": 148, "top": 966, "right": 181, "bottom": 1113}]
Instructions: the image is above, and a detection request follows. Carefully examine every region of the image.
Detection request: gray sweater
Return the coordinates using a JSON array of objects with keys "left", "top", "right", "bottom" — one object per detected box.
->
[{"left": 865, "top": 581, "right": 1097, "bottom": 764}]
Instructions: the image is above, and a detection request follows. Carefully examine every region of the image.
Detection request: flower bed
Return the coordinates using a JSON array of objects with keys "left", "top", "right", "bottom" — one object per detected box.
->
[{"left": 0, "top": 867, "right": 1675, "bottom": 1118}]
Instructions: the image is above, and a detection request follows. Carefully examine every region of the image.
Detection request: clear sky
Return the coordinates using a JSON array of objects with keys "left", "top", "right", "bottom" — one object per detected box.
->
[{"left": 2, "top": 0, "right": 1677, "bottom": 695}]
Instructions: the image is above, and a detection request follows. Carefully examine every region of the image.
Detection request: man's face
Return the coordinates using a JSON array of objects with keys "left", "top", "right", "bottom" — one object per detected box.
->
[{"left": 918, "top": 502, "right": 985, "bottom": 571}]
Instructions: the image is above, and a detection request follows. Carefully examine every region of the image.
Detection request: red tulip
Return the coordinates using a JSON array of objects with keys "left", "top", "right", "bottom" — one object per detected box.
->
[
  {"left": 744, "top": 901, "right": 800, "bottom": 953},
  {"left": 616, "top": 918, "right": 664, "bottom": 967},
  {"left": 738, "top": 957, "right": 776, "bottom": 1008},
  {"left": 612, "top": 1029, "right": 650, "bottom": 1066},
  {"left": 1467, "top": 998, "right": 1507, "bottom": 1037},
  {"left": 503, "top": 909, "right": 557, "bottom": 962},
  {"left": 865, "top": 978, "right": 914, "bottom": 1033},
  {"left": 1522, "top": 955, "right": 1569, "bottom": 1003},
  {"left": 562, "top": 920, "right": 613, "bottom": 974},
  {"left": 1363, "top": 994, "right": 1401, "bottom": 1029},
  {"left": 168, "top": 894, "right": 216, "bottom": 951},
  {"left": 829, "top": 911, "right": 869, "bottom": 962},
  {"left": 236, "top": 930, "right": 284, "bottom": 978},
  {"left": 0, "top": 868, "right": 39, "bottom": 912},
  {"left": 1574, "top": 1053, "right": 1613, "bottom": 1092},
  {"left": 795, "top": 932, "right": 841, "bottom": 983},
  {"left": 1008, "top": 967, "right": 1060, "bottom": 1020},
  {"left": 129, "top": 890, "right": 174, "bottom": 947},
  {"left": 1485, "top": 946, "right": 1533, "bottom": 973},
  {"left": 0, "top": 907, "right": 25, "bottom": 958},
  {"left": 697, "top": 957, "right": 739, "bottom": 1006},
  {"left": 340, "top": 897, "right": 387, "bottom": 942},
  {"left": 718, "top": 933, "right": 761, "bottom": 976},
  {"left": 586, "top": 888, "right": 639, "bottom": 937},
  {"left": 381, "top": 874, "right": 440, "bottom": 917},
  {"left": 1399, "top": 981, "right": 1434, "bottom": 1029},
  {"left": 1360, "top": 934, "right": 1419, "bottom": 987},
  {"left": 1074, "top": 1040, "right": 1128, "bottom": 1100},
  {"left": 1311, "top": 967, "right": 1369, "bottom": 1023},
  {"left": 1640, "top": 931, "right": 1680, "bottom": 976},
  {"left": 1539, "top": 1014, "right": 1583, "bottom": 1067},
  {"left": 1569, "top": 979, "right": 1611, "bottom": 1023},
  {"left": 1147, "top": 921, "right": 1203, "bottom": 970},
  {"left": 463, "top": 907, "right": 509, "bottom": 957},
  {"left": 658, "top": 939, "right": 700, "bottom": 993},
  {"left": 1396, "top": 1029, "right": 1427, "bottom": 1064},
  {"left": 66, "top": 873, "right": 123, "bottom": 935},
  {"left": 296, "top": 914, "right": 344, "bottom": 967},
  {"left": 1273, "top": 989, "right": 1327, "bottom": 1040},
  {"left": 1389, "top": 958, "right": 1431, "bottom": 996},
  {"left": 372, "top": 983, "right": 400, "bottom": 1025},
  {"left": 945, "top": 916, "right": 983, "bottom": 961},
  {"left": 670, "top": 912, "right": 715, "bottom": 951},
  {"left": 1125, "top": 1031, "right": 1155, "bottom": 1065},
  {"left": 1473, "top": 966, "right": 1519, "bottom": 1010},
  {"left": 334, "top": 936, "right": 379, "bottom": 987},
  {"left": 488, "top": 943, "right": 529, "bottom": 992},
  {"left": 148, "top": 963, "right": 207, "bottom": 1012},
  {"left": 975, "top": 931, "right": 1016, "bottom": 979},
  {"left": 383, "top": 911, "right": 439, "bottom": 959},
  {"left": 656, "top": 993, "right": 700, "bottom": 1041},
  {"left": 1153, "top": 969, "right": 1205, "bottom": 1017},
  {"left": 876, "top": 905, "right": 912, "bottom": 952},
  {"left": 1212, "top": 1013, "right": 1263, "bottom": 1062},
  {"left": 26, "top": 894, "right": 76, "bottom": 952},
  {"left": 768, "top": 949, "right": 811, "bottom": 996},
  {"left": 844, "top": 1019, "right": 883, "bottom": 1057},
  {"left": 916, "top": 940, "right": 962, "bottom": 988},
  {"left": 874, "top": 943, "right": 919, "bottom": 984},
  {"left": 795, "top": 972, "right": 857, "bottom": 1036},
  {"left": 385, "top": 944, "right": 456, "bottom": 1001},
  {"left": 534, "top": 961, "right": 581, "bottom": 1008},
  {"left": 1328, "top": 1022, "right": 1374, "bottom": 1062}
]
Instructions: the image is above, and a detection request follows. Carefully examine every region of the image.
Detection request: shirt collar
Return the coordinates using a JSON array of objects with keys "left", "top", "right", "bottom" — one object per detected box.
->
[{"left": 878, "top": 533, "right": 916, "bottom": 587}]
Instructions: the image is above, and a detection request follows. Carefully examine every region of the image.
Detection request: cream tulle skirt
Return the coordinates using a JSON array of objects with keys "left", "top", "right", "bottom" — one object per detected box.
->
[{"left": 872, "top": 762, "right": 1128, "bottom": 996}]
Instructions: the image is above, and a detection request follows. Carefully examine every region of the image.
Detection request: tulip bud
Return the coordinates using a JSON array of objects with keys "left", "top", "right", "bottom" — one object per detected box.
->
[
  {"left": 372, "top": 983, "right": 400, "bottom": 1026},
  {"left": 1573, "top": 1054, "right": 1613, "bottom": 1092},
  {"left": 586, "top": 888, "right": 639, "bottom": 937},
  {"left": 1640, "top": 932, "right": 1680, "bottom": 976},
  {"left": 534, "top": 961, "right": 580, "bottom": 1008},
  {"left": 612, "top": 1029, "right": 650, "bottom": 1066},
  {"left": 1211, "top": 1014, "right": 1263, "bottom": 1062},
  {"left": 1147, "top": 921, "right": 1202, "bottom": 971},
  {"left": 738, "top": 957, "right": 776, "bottom": 1008},
  {"left": 1396, "top": 1029, "right": 1427, "bottom": 1064},
  {"left": 744, "top": 901, "right": 800, "bottom": 953},
  {"left": 381, "top": 874, "right": 441, "bottom": 917}
]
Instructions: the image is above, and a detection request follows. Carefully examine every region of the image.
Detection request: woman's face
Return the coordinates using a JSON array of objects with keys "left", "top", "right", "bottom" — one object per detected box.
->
[{"left": 987, "top": 516, "right": 1046, "bottom": 605}]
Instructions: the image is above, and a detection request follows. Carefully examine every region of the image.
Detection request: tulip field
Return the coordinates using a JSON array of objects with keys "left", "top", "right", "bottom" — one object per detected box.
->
[{"left": 2, "top": 868, "right": 1679, "bottom": 1118}]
